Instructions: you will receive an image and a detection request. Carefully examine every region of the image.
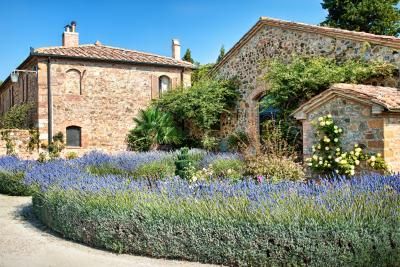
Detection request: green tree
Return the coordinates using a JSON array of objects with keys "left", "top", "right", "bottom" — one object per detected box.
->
[
  {"left": 191, "top": 63, "right": 214, "bottom": 84},
  {"left": 321, "top": 0, "right": 400, "bottom": 36},
  {"left": 127, "top": 107, "right": 181, "bottom": 151},
  {"left": 217, "top": 45, "right": 226, "bottom": 63},
  {"left": 182, "top": 48, "right": 194, "bottom": 63}
]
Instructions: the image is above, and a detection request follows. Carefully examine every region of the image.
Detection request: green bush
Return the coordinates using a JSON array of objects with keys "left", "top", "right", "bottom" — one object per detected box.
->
[
  {"left": 33, "top": 189, "right": 400, "bottom": 266},
  {"left": 133, "top": 160, "right": 175, "bottom": 180},
  {"left": 245, "top": 155, "right": 305, "bottom": 182},
  {"left": 209, "top": 159, "right": 245, "bottom": 181},
  {"left": 0, "top": 171, "right": 34, "bottom": 196},
  {"left": 0, "top": 103, "right": 33, "bottom": 129},
  {"left": 174, "top": 147, "right": 192, "bottom": 180}
]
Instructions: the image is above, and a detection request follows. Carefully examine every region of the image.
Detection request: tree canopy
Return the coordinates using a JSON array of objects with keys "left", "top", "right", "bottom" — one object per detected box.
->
[
  {"left": 321, "top": 0, "right": 400, "bottom": 36},
  {"left": 182, "top": 48, "right": 194, "bottom": 63},
  {"left": 217, "top": 45, "right": 226, "bottom": 63}
]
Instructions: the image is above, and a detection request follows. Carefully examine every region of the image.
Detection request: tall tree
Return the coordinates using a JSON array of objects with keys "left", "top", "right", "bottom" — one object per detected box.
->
[
  {"left": 217, "top": 45, "right": 226, "bottom": 63},
  {"left": 182, "top": 48, "right": 194, "bottom": 63},
  {"left": 321, "top": 0, "right": 400, "bottom": 36}
]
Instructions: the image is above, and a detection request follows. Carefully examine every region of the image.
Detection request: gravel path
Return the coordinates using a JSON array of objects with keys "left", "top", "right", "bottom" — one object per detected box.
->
[{"left": 0, "top": 194, "right": 216, "bottom": 267}]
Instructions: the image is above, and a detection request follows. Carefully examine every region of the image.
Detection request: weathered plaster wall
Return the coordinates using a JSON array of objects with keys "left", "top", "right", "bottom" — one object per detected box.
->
[{"left": 216, "top": 24, "right": 400, "bottom": 140}]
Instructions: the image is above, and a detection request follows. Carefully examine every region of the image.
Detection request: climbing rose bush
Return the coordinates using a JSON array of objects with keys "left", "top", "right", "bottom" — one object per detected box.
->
[{"left": 307, "top": 115, "right": 387, "bottom": 176}]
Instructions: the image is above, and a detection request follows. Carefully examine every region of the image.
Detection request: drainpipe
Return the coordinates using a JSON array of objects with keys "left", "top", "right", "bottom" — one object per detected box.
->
[{"left": 47, "top": 57, "right": 53, "bottom": 145}]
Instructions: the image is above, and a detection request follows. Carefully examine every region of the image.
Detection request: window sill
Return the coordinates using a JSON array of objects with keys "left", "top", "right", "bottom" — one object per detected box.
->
[{"left": 66, "top": 146, "right": 82, "bottom": 149}]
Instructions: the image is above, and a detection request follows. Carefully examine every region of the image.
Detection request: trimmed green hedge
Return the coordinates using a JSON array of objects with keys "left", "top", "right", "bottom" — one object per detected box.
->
[
  {"left": 33, "top": 190, "right": 400, "bottom": 266},
  {"left": 0, "top": 171, "right": 34, "bottom": 196}
]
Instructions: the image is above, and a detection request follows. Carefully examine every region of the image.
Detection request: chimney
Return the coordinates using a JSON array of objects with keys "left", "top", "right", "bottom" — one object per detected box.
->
[
  {"left": 172, "top": 39, "right": 181, "bottom": 60},
  {"left": 62, "top": 21, "right": 79, "bottom": 47}
]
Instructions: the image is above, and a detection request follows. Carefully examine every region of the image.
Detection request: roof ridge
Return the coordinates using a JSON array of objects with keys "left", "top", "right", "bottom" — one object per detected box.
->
[
  {"left": 97, "top": 44, "right": 190, "bottom": 63},
  {"left": 259, "top": 17, "right": 400, "bottom": 41},
  {"left": 212, "top": 17, "right": 400, "bottom": 73}
]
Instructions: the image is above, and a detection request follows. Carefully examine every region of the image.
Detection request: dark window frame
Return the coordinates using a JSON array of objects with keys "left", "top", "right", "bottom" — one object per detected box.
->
[{"left": 66, "top": 126, "right": 82, "bottom": 147}]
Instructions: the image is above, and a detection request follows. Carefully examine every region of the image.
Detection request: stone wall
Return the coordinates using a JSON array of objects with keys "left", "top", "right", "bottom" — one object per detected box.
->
[
  {"left": 36, "top": 58, "right": 191, "bottom": 151},
  {"left": 383, "top": 115, "right": 400, "bottom": 171},
  {"left": 301, "top": 97, "right": 384, "bottom": 161},
  {"left": 0, "top": 59, "right": 39, "bottom": 124},
  {"left": 0, "top": 129, "right": 38, "bottom": 159},
  {"left": 216, "top": 23, "right": 400, "bottom": 140}
]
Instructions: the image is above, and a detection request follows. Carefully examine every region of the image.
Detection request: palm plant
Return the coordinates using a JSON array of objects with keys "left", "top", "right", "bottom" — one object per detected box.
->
[{"left": 127, "top": 107, "right": 181, "bottom": 151}]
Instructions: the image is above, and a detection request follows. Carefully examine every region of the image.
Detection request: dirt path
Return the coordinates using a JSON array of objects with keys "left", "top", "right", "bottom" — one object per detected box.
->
[{"left": 0, "top": 194, "right": 215, "bottom": 267}]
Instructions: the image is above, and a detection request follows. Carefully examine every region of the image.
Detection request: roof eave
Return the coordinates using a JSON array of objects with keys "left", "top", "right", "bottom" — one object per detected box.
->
[{"left": 31, "top": 52, "right": 196, "bottom": 69}]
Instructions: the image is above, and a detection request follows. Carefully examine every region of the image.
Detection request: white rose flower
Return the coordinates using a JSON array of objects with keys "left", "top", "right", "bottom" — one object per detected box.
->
[
  {"left": 370, "top": 156, "right": 376, "bottom": 162},
  {"left": 350, "top": 170, "right": 355, "bottom": 176},
  {"left": 336, "top": 148, "right": 340, "bottom": 152},
  {"left": 334, "top": 138, "right": 338, "bottom": 142},
  {"left": 355, "top": 160, "right": 360, "bottom": 165},
  {"left": 320, "top": 121, "right": 326, "bottom": 126},
  {"left": 325, "top": 147, "right": 330, "bottom": 151},
  {"left": 318, "top": 117, "right": 323, "bottom": 121},
  {"left": 377, "top": 153, "right": 382, "bottom": 157},
  {"left": 327, "top": 114, "right": 332, "bottom": 118}
]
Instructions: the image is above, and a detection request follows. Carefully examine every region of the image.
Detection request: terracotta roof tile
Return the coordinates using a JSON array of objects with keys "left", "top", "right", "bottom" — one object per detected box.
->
[
  {"left": 329, "top": 83, "right": 400, "bottom": 111},
  {"left": 32, "top": 44, "right": 195, "bottom": 68},
  {"left": 292, "top": 83, "right": 400, "bottom": 118}
]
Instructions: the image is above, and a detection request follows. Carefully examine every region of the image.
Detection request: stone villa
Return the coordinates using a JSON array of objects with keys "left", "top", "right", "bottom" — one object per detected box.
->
[{"left": 0, "top": 22, "right": 194, "bottom": 152}]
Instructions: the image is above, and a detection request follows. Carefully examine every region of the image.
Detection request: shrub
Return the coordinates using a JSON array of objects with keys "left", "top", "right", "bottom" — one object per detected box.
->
[
  {"left": 307, "top": 115, "right": 388, "bottom": 176},
  {"left": 174, "top": 147, "right": 192, "bottom": 180},
  {"left": 192, "top": 158, "right": 245, "bottom": 182},
  {"left": 0, "top": 103, "right": 33, "bottom": 129},
  {"left": 154, "top": 78, "right": 239, "bottom": 140},
  {"left": 0, "top": 130, "right": 16, "bottom": 155},
  {"left": 132, "top": 160, "right": 175, "bottom": 183},
  {"left": 246, "top": 155, "right": 305, "bottom": 182},
  {"left": 48, "top": 132, "right": 65, "bottom": 159},
  {"left": 33, "top": 175, "right": 400, "bottom": 266},
  {"left": 65, "top": 152, "right": 78, "bottom": 160},
  {"left": 127, "top": 107, "right": 181, "bottom": 151},
  {"left": 87, "top": 164, "right": 128, "bottom": 177},
  {"left": 0, "top": 171, "right": 34, "bottom": 196},
  {"left": 226, "top": 130, "right": 249, "bottom": 152}
]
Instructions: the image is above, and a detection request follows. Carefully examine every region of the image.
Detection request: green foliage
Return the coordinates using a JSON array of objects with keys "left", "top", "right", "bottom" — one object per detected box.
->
[
  {"left": 263, "top": 57, "right": 397, "bottom": 118},
  {"left": 0, "top": 171, "right": 35, "bottom": 196},
  {"left": 182, "top": 48, "right": 194, "bottom": 63},
  {"left": 48, "top": 132, "right": 65, "bottom": 159},
  {"left": 0, "top": 130, "right": 16, "bottom": 155},
  {"left": 245, "top": 155, "right": 305, "bottom": 182},
  {"left": 0, "top": 103, "right": 33, "bottom": 129},
  {"left": 307, "top": 115, "right": 388, "bottom": 176},
  {"left": 200, "top": 132, "right": 220, "bottom": 151},
  {"left": 27, "top": 129, "right": 40, "bottom": 152},
  {"left": 133, "top": 160, "right": 175, "bottom": 181},
  {"left": 154, "top": 78, "right": 239, "bottom": 138},
  {"left": 33, "top": 189, "right": 400, "bottom": 266},
  {"left": 216, "top": 45, "right": 225, "bottom": 63},
  {"left": 209, "top": 158, "right": 245, "bottom": 181},
  {"left": 127, "top": 107, "right": 181, "bottom": 151},
  {"left": 174, "top": 147, "right": 192, "bottom": 180},
  {"left": 226, "top": 130, "right": 249, "bottom": 152},
  {"left": 191, "top": 63, "right": 214, "bottom": 84},
  {"left": 65, "top": 151, "right": 78, "bottom": 160},
  {"left": 321, "top": 0, "right": 400, "bottom": 36}
]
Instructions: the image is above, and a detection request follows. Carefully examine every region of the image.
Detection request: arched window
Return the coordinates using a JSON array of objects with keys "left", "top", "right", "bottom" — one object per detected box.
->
[
  {"left": 66, "top": 126, "right": 81, "bottom": 147},
  {"left": 65, "top": 69, "right": 82, "bottom": 95},
  {"left": 159, "top": 75, "right": 171, "bottom": 96}
]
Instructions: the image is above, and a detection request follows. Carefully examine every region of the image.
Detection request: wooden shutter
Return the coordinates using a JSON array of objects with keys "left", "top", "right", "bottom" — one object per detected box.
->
[{"left": 151, "top": 75, "right": 159, "bottom": 99}]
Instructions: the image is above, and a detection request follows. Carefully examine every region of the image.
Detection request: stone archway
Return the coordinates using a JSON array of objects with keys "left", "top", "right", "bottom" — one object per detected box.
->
[{"left": 246, "top": 86, "right": 268, "bottom": 144}]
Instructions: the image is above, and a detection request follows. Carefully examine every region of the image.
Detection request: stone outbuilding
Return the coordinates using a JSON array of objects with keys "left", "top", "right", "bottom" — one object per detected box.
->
[
  {"left": 213, "top": 17, "right": 400, "bottom": 142},
  {"left": 0, "top": 22, "right": 195, "bottom": 154},
  {"left": 292, "top": 83, "right": 400, "bottom": 172}
]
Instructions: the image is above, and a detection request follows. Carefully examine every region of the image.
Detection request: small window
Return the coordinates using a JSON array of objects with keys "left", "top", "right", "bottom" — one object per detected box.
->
[
  {"left": 159, "top": 75, "right": 171, "bottom": 96},
  {"left": 66, "top": 126, "right": 81, "bottom": 147}
]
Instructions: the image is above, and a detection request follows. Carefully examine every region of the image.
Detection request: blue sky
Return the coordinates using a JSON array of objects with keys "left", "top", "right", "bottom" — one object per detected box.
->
[{"left": 0, "top": 0, "right": 326, "bottom": 79}]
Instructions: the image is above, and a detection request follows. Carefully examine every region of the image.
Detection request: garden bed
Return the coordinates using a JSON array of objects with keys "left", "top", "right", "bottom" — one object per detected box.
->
[{"left": 0, "top": 151, "right": 399, "bottom": 266}]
